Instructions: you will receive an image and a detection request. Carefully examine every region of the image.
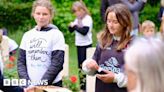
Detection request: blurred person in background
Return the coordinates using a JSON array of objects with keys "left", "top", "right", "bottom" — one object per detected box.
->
[
  {"left": 100, "top": 0, "right": 121, "bottom": 22},
  {"left": 0, "top": 28, "right": 18, "bottom": 60},
  {"left": 140, "top": 20, "right": 156, "bottom": 38},
  {"left": 125, "top": 38, "right": 164, "bottom": 92},
  {"left": 68, "top": 1, "right": 93, "bottom": 91},
  {"left": 158, "top": 0, "right": 164, "bottom": 22}
]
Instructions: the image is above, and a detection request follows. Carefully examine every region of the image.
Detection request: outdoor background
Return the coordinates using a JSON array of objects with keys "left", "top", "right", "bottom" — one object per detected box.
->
[{"left": 0, "top": 0, "right": 161, "bottom": 90}]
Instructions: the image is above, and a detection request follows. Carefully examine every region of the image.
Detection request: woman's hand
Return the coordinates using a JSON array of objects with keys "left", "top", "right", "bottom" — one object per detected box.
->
[
  {"left": 96, "top": 70, "right": 115, "bottom": 83},
  {"left": 86, "top": 59, "right": 99, "bottom": 71}
]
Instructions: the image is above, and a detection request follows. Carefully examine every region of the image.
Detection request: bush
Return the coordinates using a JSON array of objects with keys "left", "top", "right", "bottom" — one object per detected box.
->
[
  {"left": 139, "top": 3, "right": 160, "bottom": 30},
  {"left": 0, "top": 0, "right": 161, "bottom": 44},
  {"left": 0, "top": 1, "right": 33, "bottom": 32}
]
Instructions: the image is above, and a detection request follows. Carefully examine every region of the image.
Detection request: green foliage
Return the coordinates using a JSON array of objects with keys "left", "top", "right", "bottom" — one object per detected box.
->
[
  {"left": 0, "top": 1, "right": 33, "bottom": 31},
  {"left": 84, "top": 0, "right": 103, "bottom": 32},
  {"left": 0, "top": 0, "right": 161, "bottom": 44},
  {"left": 147, "top": 0, "right": 160, "bottom": 6},
  {"left": 139, "top": 3, "right": 160, "bottom": 30},
  {"left": 52, "top": 0, "right": 75, "bottom": 44}
]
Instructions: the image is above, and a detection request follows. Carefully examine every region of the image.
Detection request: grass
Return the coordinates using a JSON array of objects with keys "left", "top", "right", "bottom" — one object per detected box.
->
[{"left": 68, "top": 44, "right": 78, "bottom": 76}]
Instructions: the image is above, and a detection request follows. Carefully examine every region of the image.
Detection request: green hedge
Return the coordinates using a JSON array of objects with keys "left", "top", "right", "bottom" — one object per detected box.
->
[
  {"left": 0, "top": 1, "right": 33, "bottom": 30},
  {"left": 0, "top": 0, "right": 161, "bottom": 44},
  {"left": 139, "top": 3, "right": 160, "bottom": 30}
]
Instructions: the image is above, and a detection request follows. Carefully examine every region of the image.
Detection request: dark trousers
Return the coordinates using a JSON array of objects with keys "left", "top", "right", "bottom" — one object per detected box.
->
[{"left": 77, "top": 44, "right": 92, "bottom": 90}]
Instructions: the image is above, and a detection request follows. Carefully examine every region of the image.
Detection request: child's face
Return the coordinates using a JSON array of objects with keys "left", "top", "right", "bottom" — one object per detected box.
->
[
  {"left": 33, "top": 6, "right": 51, "bottom": 27},
  {"left": 143, "top": 27, "right": 155, "bottom": 37},
  {"left": 107, "top": 12, "right": 123, "bottom": 36},
  {"left": 73, "top": 7, "right": 85, "bottom": 19}
]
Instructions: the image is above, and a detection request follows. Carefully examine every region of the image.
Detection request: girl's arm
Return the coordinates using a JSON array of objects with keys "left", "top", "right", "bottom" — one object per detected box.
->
[
  {"left": 41, "top": 50, "right": 64, "bottom": 84},
  {"left": 96, "top": 70, "right": 127, "bottom": 88},
  {"left": 73, "top": 26, "right": 89, "bottom": 35},
  {"left": 17, "top": 49, "right": 30, "bottom": 81}
]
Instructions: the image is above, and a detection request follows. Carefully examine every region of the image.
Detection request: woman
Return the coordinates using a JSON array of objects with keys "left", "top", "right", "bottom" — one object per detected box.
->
[{"left": 83, "top": 3, "right": 133, "bottom": 92}]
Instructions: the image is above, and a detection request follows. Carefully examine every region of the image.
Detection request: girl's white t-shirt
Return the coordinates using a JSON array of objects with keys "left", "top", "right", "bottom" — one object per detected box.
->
[
  {"left": 73, "top": 15, "right": 93, "bottom": 46},
  {"left": 19, "top": 28, "right": 65, "bottom": 83}
]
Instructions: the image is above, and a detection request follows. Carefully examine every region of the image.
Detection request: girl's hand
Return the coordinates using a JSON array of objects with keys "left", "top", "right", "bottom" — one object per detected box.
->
[
  {"left": 69, "top": 22, "right": 75, "bottom": 27},
  {"left": 86, "top": 59, "right": 99, "bottom": 70},
  {"left": 96, "top": 70, "right": 115, "bottom": 83}
]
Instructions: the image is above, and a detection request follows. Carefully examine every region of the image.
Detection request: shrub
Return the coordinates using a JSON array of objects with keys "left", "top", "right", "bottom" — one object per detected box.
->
[
  {"left": 139, "top": 3, "right": 160, "bottom": 30},
  {"left": 0, "top": 1, "right": 33, "bottom": 32}
]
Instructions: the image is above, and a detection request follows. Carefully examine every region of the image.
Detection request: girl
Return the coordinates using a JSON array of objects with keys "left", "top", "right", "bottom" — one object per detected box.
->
[
  {"left": 83, "top": 3, "right": 133, "bottom": 92},
  {"left": 68, "top": 1, "right": 93, "bottom": 91},
  {"left": 141, "top": 20, "right": 156, "bottom": 38},
  {"left": 17, "top": 0, "right": 65, "bottom": 87}
]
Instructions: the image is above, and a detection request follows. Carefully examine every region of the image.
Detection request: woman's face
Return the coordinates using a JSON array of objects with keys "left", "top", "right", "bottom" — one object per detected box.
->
[
  {"left": 107, "top": 12, "right": 123, "bottom": 36},
  {"left": 33, "top": 6, "right": 51, "bottom": 27}
]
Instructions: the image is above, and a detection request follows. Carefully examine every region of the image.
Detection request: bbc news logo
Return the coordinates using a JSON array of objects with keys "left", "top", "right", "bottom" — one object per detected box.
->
[{"left": 3, "top": 79, "right": 48, "bottom": 86}]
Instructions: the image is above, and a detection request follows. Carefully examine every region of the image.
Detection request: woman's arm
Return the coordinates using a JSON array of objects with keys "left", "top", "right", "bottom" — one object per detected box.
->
[{"left": 96, "top": 70, "right": 127, "bottom": 88}]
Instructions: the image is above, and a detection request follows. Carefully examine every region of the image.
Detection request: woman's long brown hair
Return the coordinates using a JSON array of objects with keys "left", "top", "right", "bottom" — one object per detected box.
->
[{"left": 98, "top": 4, "right": 132, "bottom": 51}]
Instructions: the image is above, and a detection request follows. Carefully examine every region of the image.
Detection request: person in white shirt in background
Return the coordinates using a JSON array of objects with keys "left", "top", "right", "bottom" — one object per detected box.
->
[
  {"left": 68, "top": 1, "right": 93, "bottom": 91},
  {"left": 0, "top": 28, "right": 18, "bottom": 57}
]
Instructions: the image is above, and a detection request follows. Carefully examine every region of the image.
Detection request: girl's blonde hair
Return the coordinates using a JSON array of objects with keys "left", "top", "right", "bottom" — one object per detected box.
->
[
  {"left": 98, "top": 3, "right": 132, "bottom": 50},
  {"left": 31, "top": 0, "right": 55, "bottom": 21},
  {"left": 141, "top": 20, "right": 155, "bottom": 32},
  {"left": 72, "top": 1, "right": 90, "bottom": 15}
]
